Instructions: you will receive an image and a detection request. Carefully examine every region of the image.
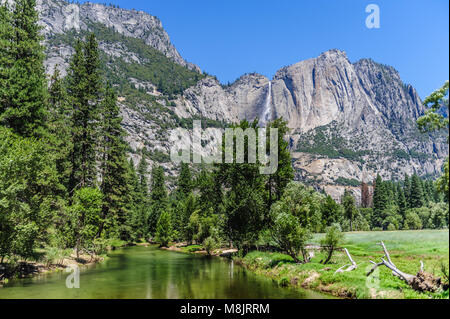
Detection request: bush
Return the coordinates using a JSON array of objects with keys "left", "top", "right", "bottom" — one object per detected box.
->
[
  {"left": 320, "top": 224, "right": 344, "bottom": 264},
  {"left": 203, "top": 236, "right": 218, "bottom": 256},
  {"left": 403, "top": 211, "right": 422, "bottom": 230},
  {"left": 155, "top": 210, "right": 172, "bottom": 247},
  {"left": 270, "top": 210, "right": 311, "bottom": 263}
]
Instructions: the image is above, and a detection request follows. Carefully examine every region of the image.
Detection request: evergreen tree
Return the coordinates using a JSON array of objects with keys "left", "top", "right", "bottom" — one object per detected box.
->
[
  {"left": 265, "top": 118, "right": 294, "bottom": 207},
  {"left": 397, "top": 183, "right": 407, "bottom": 219},
  {"left": 48, "top": 67, "right": 71, "bottom": 192},
  {"left": 320, "top": 195, "right": 342, "bottom": 228},
  {"left": 149, "top": 165, "right": 167, "bottom": 234},
  {"left": 342, "top": 189, "right": 357, "bottom": 232},
  {"left": 137, "top": 151, "right": 149, "bottom": 197},
  {"left": 217, "top": 119, "right": 267, "bottom": 252},
  {"left": 410, "top": 174, "right": 424, "bottom": 208},
  {"left": 0, "top": 3, "right": 13, "bottom": 111},
  {"left": 126, "top": 159, "right": 148, "bottom": 241},
  {"left": 372, "top": 174, "right": 388, "bottom": 228},
  {"left": 99, "top": 86, "right": 131, "bottom": 240},
  {"left": 404, "top": 174, "right": 411, "bottom": 207},
  {"left": 67, "top": 36, "right": 102, "bottom": 191},
  {"left": 196, "top": 167, "right": 222, "bottom": 212},
  {"left": 0, "top": 0, "right": 47, "bottom": 137},
  {"left": 176, "top": 162, "right": 192, "bottom": 200}
]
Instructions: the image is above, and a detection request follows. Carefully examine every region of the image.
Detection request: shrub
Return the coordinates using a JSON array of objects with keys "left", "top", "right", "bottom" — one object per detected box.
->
[
  {"left": 203, "top": 236, "right": 218, "bottom": 256},
  {"left": 403, "top": 211, "right": 422, "bottom": 230},
  {"left": 320, "top": 224, "right": 344, "bottom": 264},
  {"left": 270, "top": 210, "right": 311, "bottom": 263}
]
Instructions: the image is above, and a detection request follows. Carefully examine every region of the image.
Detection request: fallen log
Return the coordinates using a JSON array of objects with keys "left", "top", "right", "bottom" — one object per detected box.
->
[
  {"left": 367, "top": 241, "right": 444, "bottom": 293},
  {"left": 335, "top": 248, "right": 357, "bottom": 274}
]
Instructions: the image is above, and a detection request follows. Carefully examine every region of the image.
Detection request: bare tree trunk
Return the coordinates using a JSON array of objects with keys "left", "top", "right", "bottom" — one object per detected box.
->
[
  {"left": 367, "top": 241, "right": 443, "bottom": 292},
  {"left": 335, "top": 248, "right": 357, "bottom": 273},
  {"left": 322, "top": 247, "right": 334, "bottom": 265}
]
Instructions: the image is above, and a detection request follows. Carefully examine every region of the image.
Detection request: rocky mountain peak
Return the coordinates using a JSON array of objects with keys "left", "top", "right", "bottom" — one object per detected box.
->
[{"left": 34, "top": 0, "right": 199, "bottom": 71}]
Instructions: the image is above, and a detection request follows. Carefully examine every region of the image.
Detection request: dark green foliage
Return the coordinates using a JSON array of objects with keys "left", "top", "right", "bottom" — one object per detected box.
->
[
  {"left": 296, "top": 123, "right": 370, "bottom": 162},
  {"left": 155, "top": 210, "right": 172, "bottom": 247},
  {"left": 342, "top": 189, "right": 358, "bottom": 232},
  {"left": 149, "top": 165, "right": 167, "bottom": 235},
  {"left": 320, "top": 224, "right": 344, "bottom": 264},
  {"left": 410, "top": 174, "right": 424, "bottom": 208},
  {"left": 321, "top": 195, "right": 342, "bottom": 228},
  {"left": 266, "top": 118, "right": 294, "bottom": 207},
  {"left": 99, "top": 86, "right": 132, "bottom": 240},
  {"left": 397, "top": 183, "right": 407, "bottom": 219},
  {"left": 0, "top": 0, "right": 47, "bottom": 137},
  {"left": 0, "top": 127, "right": 60, "bottom": 261},
  {"left": 372, "top": 174, "right": 388, "bottom": 228},
  {"left": 176, "top": 163, "right": 193, "bottom": 200},
  {"left": 216, "top": 119, "right": 268, "bottom": 252},
  {"left": 67, "top": 187, "right": 103, "bottom": 258},
  {"left": 335, "top": 177, "right": 361, "bottom": 187},
  {"left": 67, "top": 38, "right": 101, "bottom": 190},
  {"left": 172, "top": 193, "right": 198, "bottom": 242},
  {"left": 47, "top": 23, "right": 204, "bottom": 97},
  {"left": 270, "top": 210, "right": 311, "bottom": 263},
  {"left": 47, "top": 67, "right": 72, "bottom": 193}
]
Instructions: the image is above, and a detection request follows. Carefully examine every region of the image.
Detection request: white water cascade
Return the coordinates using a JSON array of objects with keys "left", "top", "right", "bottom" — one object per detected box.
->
[{"left": 261, "top": 81, "right": 272, "bottom": 126}]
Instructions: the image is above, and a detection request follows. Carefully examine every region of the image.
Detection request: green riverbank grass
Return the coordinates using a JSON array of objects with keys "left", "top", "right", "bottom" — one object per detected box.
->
[{"left": 238, "top": 229, "right": 449, "bottom": 299}]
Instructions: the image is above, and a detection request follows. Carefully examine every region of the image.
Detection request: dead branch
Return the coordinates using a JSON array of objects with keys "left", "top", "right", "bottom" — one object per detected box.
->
[
  {"left": 335, "top": 248, "right": 357, "bottom": 274},
  {"left": 367, "top": 241, "right": 443, "bottom": 292}
]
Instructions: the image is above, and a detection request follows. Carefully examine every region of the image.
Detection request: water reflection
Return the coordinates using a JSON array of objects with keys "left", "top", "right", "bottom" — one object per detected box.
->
[{"left": 0, "top": 246, "right": 329, "bottom": 299}]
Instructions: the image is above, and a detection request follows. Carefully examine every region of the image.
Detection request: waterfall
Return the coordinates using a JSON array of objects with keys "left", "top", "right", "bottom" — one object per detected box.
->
[{"left": 261, "top": 81, "right": 272, "bottom": 126}]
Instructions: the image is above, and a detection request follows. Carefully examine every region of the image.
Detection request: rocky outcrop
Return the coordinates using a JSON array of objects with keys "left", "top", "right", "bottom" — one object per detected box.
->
[
  {"left": 173, "top": 49, "right": 448, "bottom": 196},
  {"left": 26, "top": 0, "right": 447, "bottom": 200},
  {"left": 35, "top": 0, "right": 199, "bottom": 71}
]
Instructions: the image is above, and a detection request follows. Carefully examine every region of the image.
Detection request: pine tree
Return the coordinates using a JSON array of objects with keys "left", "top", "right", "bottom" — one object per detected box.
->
[
  {"left": 397, "top": 183, "right": 407, "bottom": 219},
  {"left": 265, "top": 118, "right": 294, "bottom": 207},
  {"left": 342, "top": 189, "right": 357, "bottom": 231},
  {"left": 0, "top": 0, "right": 47, "bottom": 137},
  {"left": 372, "top": 174, "right": 388, "bottom": 228},
  {"left": 137, "top": 151, "right": 149, "bottom": 197},
  {"left": 127, "top": 159, "right": 148, "bottom": 241},
  {"left": 48, "top": 67, "right": 72, "bottom": 191},
  {"left": 99, "top": 86, "right": 131, "bottom": 239},
  {"left": 0, "top": 3, "right": 13, "bottom": 110},
  {"left": 67, "top": 37, "right": 102, "bottom": 191},
  {"left": 176, "top": 162, "right": 192, "bottom": 199},
  {"left": 321, "top": 195, "right": 342, "bottom": 227},
  {"left": 149, "top": 165, "right": 167, "bottom": 234},
  {"left": 410, "top": 174, "right": 424, "bottom": 208},
  {"left": 404, "top": 174, "right": 411, "bottom": 208}
]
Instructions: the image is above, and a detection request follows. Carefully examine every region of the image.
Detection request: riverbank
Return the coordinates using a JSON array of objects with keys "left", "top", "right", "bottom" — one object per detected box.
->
[
  {"left": 0, "top": 240, "right": 133, "bottom": 285},
  {"left": 162, "top": 230, "right": 449, "bottom": 299},
  {"left": 236, "top": 230, "right": 449, "bottom": 299},
  {"left": 0, "top": 253, "right": 104, "bottom": 286},
  {"left": 161, "top": 243, "right": 238, "bottom": 257}
]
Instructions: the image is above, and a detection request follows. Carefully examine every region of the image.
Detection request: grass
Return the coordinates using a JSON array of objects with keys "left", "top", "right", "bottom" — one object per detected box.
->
[
  {"left": 238, "top": 229, "right": 449, "bottom": 299},
  {"left": 180, "top": 245, "right": 203, "bottom": 253}
]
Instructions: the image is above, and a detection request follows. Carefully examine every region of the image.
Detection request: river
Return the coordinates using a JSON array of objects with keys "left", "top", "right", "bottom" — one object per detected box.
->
[{"left": 0, "top": 246, "right": 328, "bottom": 299}]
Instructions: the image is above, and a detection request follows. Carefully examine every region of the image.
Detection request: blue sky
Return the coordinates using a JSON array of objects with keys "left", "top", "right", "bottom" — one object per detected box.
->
[{"left": 81, "top": 0, "right": 448, "bottom": 98}]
